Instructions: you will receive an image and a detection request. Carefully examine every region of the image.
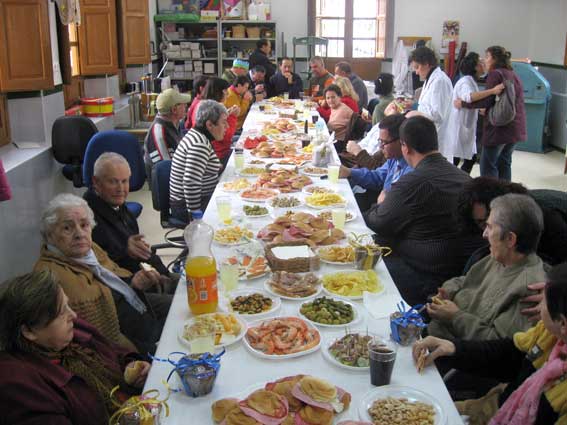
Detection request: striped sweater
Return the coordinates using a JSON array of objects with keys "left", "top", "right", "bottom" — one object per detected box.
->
[{"left": 170, "top": 127, "right": 221, "bottom": 212}]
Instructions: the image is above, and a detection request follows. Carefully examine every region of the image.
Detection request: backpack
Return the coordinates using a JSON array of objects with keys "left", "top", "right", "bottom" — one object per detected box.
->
[{"left": 488, "top": 69, "right": 516, "bottom": 126}]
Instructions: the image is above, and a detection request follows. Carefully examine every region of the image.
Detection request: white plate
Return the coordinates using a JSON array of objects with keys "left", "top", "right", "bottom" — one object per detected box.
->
[
  {"left": 298, "top": 297, "right": 361, "bottom": 328},
  {"left": 240, "top": 190, "right": 279, "bottom": 203},
  {"left": 317, "top": 245, "right": 356, "bottom": 266},
  {"left": 177, "top": 313, "right": 247, "bottom": 350},
  {"left": 242, "top": 205, "right": 271, "bottom": 218},
  {"left": 264, "top": 276, "right": 323, "bottom": 301},
  {"left": 358, "top": 385, "right": 447, "bottom": 425},
  {"left": 243, "top": 316, "right": 321, "bottom": 359},
  {"left": 237, "top": 168, "right": 267, "bottom": 177},
  {"left": 224, "top": 288, "right": 282, "bottom": 320},
  {"left": 302, "top": 184, "right": 337, "bottom": 195},
  {"left": 305, "top": 196, "right": 347, "bottom": 210},
  {"left": 221, "top": 180, "right": 252, "bottom": 193},
  {"left": 300, "top": 167, "right": 328, "bottom": 177},
  {"left": 269, "top": 195, "right": 303, "bottom": 209},
  {"left": 214, "top": 226, "right": 255, "bottom": 246},
  {"left": 317, "top": 209, "right": 357, "bottom": 223},
  {"left": 322, "top": 331, "right": 379, "bottom": 371},
  {"left": 322, "top": 270, "right": 385, "bottom": 300}
]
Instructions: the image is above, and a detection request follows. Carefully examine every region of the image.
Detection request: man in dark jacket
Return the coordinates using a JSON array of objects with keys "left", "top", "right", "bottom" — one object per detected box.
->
[
  {"left": 269, "top": 57, "right": 303, "bottom": 99},
  {"left": 248, "top": 39, "right": 276, "bottom": 81},
  {"left": 334, "top": 61, "right": 368, "bottom": 110},
  {"left": 366, "top": 116, "right": 483, "bottom": 305},
  {"left": 84, "top": 152, "right": 175, "bottom": 286}
]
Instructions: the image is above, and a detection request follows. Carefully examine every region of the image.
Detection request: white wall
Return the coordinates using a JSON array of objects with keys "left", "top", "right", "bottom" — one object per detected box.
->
[
  {"left": 270, "top": 0, "right": 308, "bottom": 57},
  {"left": 527, "top": 0, "right": 567, "bottom": 64},
  {"left": 393, "top": 0, "right": 532, "bottom": 59}
]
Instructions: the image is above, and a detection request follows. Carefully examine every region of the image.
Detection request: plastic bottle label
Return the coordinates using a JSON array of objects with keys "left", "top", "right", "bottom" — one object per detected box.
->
[{"left": 187, "top": 274, "right": 218, "bottom": 304}]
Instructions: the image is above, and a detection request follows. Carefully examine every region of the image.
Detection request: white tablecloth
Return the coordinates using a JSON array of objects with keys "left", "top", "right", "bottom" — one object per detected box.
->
[{"left": 143, "top": 103, "right": 464, "bottom": 424}]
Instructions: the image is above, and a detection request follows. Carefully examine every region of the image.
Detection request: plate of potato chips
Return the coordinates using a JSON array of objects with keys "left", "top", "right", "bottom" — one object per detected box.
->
[
  {"left": 318, "top": 245, "right": 355, "bottom": 265},
  {"left": 322, "top": 270, "right": 384, "bottom": 300}
]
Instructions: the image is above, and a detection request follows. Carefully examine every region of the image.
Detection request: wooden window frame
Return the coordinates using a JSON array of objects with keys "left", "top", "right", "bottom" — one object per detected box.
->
[{"left": 309, "top": 0, "right": 387, "bottom": 60}]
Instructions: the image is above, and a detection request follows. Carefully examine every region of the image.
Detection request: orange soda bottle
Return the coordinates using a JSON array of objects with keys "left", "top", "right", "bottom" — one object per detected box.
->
[{"left": 183, "top": 210, "right": 218, "bottom": 315}]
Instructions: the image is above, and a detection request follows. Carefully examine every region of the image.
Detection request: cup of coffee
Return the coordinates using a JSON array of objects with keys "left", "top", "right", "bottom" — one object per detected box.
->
[{"left": 368, "top": 338, "right": 397, "bottom": 386}]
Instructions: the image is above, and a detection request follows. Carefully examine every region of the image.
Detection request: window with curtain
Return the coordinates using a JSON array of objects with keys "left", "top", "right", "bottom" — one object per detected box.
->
[{"left": 313, "top": 0, "right": 386, "bottom": 59}]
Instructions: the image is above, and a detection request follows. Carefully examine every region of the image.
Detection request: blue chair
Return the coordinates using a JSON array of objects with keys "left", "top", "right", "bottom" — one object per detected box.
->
[
  {"left": 51, "top": 116, "right": 98, "bottom": 188},
  {"left": 82, "top": 130, "right": 146, "bottom": 217},
  {"left": 151, "top": 160, "right": 187, "bottom": 270}
]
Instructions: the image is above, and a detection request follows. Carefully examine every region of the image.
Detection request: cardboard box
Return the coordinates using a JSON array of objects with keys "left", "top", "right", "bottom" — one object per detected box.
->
[
  {"left": 184, "top": 61, "right": 193, "bottom": 71},
  {"left": 191, "top": 49, "right": 201, "bottom": 58},
  {"left": 204, "top": 63, "right": 216, "bottom": 74}
]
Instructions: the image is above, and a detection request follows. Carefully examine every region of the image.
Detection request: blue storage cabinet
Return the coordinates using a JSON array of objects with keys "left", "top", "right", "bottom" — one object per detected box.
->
[{"left": 512, "top": 62, "right": 551, "bottom": 153}]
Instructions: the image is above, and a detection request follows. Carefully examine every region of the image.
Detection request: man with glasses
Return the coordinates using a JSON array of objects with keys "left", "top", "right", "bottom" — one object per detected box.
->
[
  {"left": 339, "top": 114, "right": 411, "bottom": 212},
  {"left": 366, "top": 116, "right": 484, "bottom": 306}
]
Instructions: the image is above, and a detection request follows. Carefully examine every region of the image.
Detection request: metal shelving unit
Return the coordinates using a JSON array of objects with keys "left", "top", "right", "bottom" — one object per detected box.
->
[{"left": 154, "top": 16, "right": 278, "bottom": 88}]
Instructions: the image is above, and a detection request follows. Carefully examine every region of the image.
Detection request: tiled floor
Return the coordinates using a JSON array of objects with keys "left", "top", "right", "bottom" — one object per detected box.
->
[{"left": 131, "top": 149, "right": 567, "bottom": 260}]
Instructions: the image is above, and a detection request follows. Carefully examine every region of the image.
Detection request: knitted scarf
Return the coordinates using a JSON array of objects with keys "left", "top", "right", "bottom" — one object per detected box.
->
[
  {"left": 29, "top": 341, "right": 126, "bottom": 420},
  {"left": 490, "top": 339, "right": 567, "bottom": 425}
]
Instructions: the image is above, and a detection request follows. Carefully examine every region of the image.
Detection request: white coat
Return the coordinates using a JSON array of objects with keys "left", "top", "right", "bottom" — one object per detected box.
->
[
  {"left": 392, "top": 40, "right": 410, "bottom": 94},
  {"left": 417, "top": 67, "right": 453, "bottom": 161},
  {"left": 447, "top": 75, "right": 479, "bottom": 160}
]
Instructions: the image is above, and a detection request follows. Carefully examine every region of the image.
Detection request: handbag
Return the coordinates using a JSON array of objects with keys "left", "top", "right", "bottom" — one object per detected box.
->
[{"left": 488, "top": 70, "right": 516, "bottom": 127}]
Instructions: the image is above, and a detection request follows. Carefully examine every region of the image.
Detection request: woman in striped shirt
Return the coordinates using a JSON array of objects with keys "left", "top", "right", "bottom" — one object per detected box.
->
[{"left": 170, "top": 100, "right": 228, "bottom": 222}]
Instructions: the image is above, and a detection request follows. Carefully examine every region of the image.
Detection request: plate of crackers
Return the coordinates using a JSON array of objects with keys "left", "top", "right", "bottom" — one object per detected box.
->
[{"left": 317, "top": 245, "right": 355, "bottom": 265}]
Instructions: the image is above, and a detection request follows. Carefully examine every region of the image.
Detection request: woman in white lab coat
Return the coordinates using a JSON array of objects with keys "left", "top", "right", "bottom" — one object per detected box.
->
[
  {"left": 447, "top": 53, "right": 483, "bottom": 173},
  {"left": 404, "top": 47, "right": 454, "bottom": 161}
]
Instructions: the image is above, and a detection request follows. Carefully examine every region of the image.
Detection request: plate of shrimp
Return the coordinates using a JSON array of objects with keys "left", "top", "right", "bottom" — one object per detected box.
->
[{"left": 243, "top": 316, "right": 321, "bottom": 359}]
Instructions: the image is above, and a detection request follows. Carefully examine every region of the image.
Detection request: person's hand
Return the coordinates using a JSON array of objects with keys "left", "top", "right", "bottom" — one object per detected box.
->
[
  {"left": 339, "top": 165, "right": 351, "bottom": 178},
  {"left": 228, "top": 105, "right": 240, "bottom": 116},
  {"left": 427, "top": 299, "right": 460, "bottom": 322},
  {"left": 479, "top": 108, "right": 486, "bottom": 116},
  {"left": 283, "top": 72, "right": 293, "bottom": 84},
  {"left": 412, "top": 336, "right": 456, "bottom": 369},
  {"left": 318, "top": 99, "right": 327, "bottom": 107},
  {"left": 127, "top": 234, "right": 151, "bottom": 260},
  {"left": 131, "top": 269, "right": 161, "bottom": 291},
  {"left": 346, "top": 140, "right": 362, "bottom": 155},
  {"left": 521, "top": 281, "right": 545, "bottom": 323},
  {"left": 377, "top": 190, "right": 386, "bottom": 204},
  {"left": 492, "top": 83, "right": 505, "bottom": 95},
  {"left": 243, "top": 91, "right": 253, "bottom": 102},
  {"left": 125, "top": 361, "right": 151, "bottom": 388},
  {"left": 453, "top": 98, "right": 463, "bottom": 109},
  {"left": 437, "top": 287, "right": 449, "bottom": 300},
  {"left": 255, "top": 93, "right": 265, "bottom": 102},
  {"left": 255, "top": 84, "right": 265, "bottom": 93}
]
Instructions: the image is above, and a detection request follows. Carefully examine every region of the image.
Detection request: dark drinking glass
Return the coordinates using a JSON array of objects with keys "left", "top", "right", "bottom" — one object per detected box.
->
[
  {"left": 312, "top": 115, "right": 319, "bottom": 125},
  {"left": 368, "top": 338, "right": 397, "bottom": 386}
]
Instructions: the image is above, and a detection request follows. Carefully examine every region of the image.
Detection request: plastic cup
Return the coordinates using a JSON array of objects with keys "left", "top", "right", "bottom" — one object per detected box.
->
[
  {"left": 220, "top": 262, "right": 239, "bottom": 294},
  {"left": 216, "top": 196, "right": 232, "bottom": 225},
  {"left": 331, "top": 208, "right": 346, "bottom": 230},
  {"left": 328, "top": 165, "right": 340, "bottom": 184},
  {"left": 368, "top": 338, "right": 397, "bottom": 386},
  {"left": 283, "top": 92, "right": 289, "bottom": 100},
  {"left": 234, "top": 152, "right": 244, "bottom": 171}
]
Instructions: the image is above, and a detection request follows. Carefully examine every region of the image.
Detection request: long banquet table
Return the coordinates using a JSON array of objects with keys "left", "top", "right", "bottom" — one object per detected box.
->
[{"left": 143, "top": 102, "right": 464, "bottom": 424}]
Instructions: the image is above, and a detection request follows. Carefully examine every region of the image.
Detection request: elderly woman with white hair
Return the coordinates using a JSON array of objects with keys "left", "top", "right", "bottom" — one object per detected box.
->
[
  {"left": 170, "top": 99, "right": 227, "bottom": 222},
  {"left": 34, "top": 193, "right": 169, "bottom": 355},
  {"left": 427, "top": 193, "right": 547, "bottom": 341}
]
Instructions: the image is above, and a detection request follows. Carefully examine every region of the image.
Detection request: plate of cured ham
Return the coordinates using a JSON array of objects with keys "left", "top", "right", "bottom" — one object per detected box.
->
[{"left": 244, "top": 316, "right": 321, "bottom": 359}]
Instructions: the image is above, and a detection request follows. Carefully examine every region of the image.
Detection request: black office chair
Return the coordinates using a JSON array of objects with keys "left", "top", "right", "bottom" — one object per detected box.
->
[
  {"left": 51, "top": 116, "right": 98, "bottom": 188},
  {"left": 151, "top": 160, "right": 187, "bottom": 271}
]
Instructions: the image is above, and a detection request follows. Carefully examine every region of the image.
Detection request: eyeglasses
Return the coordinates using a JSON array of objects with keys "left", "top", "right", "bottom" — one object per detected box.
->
[{"left": 379, "top": 138, "right": 399, "bottom": 147}]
